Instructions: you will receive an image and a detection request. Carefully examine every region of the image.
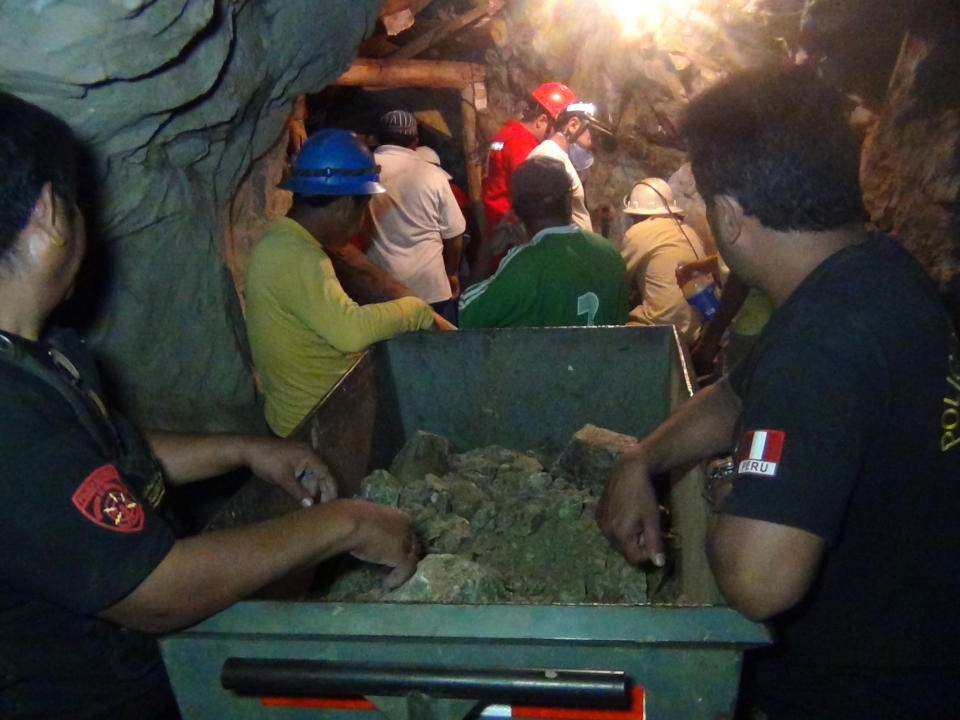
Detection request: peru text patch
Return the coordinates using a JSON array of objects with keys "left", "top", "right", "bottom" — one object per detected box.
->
[{"left": 736, "top": 429, "right": 785, "bottom": 477}]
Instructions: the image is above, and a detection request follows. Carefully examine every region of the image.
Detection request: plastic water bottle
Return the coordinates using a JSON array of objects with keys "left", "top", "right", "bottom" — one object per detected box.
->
[{"left": 682, "top": 273, "right": 720, "bottom": 322}]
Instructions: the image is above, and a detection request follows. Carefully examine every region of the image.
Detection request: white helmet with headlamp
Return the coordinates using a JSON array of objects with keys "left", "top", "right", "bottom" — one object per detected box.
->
[
  {"left": 623, "top": 177, "right": 683, "bottom": 216},
  {"left": 556, "top": 101, "right": 614, "bottom": 171}
]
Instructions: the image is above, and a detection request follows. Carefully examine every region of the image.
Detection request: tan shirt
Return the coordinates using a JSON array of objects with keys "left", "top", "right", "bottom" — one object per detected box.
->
[{"left": 620, "top": 216, "right": 708, "bottom": 345}]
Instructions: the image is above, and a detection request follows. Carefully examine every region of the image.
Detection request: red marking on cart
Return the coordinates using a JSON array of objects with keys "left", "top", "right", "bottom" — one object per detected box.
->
[
  {"left": 261, "top": 696, "right": 375, "bottom": 709},
  {"left": 509, "top": 686, "right": 644, "bottom": 719},
  {"left": 260, "top": 685, "right": 645, "bottom": 718}
]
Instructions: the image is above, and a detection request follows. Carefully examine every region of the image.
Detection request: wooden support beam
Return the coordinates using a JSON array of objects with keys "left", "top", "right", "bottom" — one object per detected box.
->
[
  {"left": 356, "top": 35, "right": 400, "bottom": 59},
  {"left": 452, "top": 16, "right": 508, "bottom": 50},
  {"left": 390, "top": 0, "right": 504, "bottom": 60},
  {"left": 334, "top": 57, "right": 484, "bottom": 89},
  {"left": 461, "top": 82, "right": 483, "bottom": 208}
]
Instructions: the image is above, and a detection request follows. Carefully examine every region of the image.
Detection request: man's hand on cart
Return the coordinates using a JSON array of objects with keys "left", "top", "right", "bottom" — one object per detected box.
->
[
  {"left": 244, "top": 437, "right": 338, "bottom": 507},
  {"left": 596, "top": 445, "right": 666, "bottom": 568},
  {"left": 342, "top": 500, "right": 422, "bottom": 589}
]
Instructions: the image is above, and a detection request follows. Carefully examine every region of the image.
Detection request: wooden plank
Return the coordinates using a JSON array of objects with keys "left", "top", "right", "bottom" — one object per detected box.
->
[
  {"left": 461, "top": 83, "right": 483, "bottom": 207},
  {"left": 335, "top": 57, "right": 484, "bottom": 89},
  {"left": 356, "top": 34, "right": 399, "bottom": 58}
]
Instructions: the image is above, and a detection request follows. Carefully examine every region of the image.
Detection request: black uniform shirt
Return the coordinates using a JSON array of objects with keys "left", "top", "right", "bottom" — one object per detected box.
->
[
  {"left": 0, "top": 329, "right": 177, "bottom": 719},
  {"left": 724, "top": 235, "right": 960, "bottom": 718}
]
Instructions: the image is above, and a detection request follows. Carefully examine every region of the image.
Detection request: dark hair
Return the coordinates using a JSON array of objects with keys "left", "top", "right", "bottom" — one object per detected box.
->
[
  {"left": 292, "top": 192, "right": 341, "bottom": 209},
  {"left": 517, "top": 96, "right": 548, "bottom": 124},
  {"left": 681, "top": 65, "right": 868, "bottom": 232},
  {"left": 378, "top": 131, "right": 418, "bottom": 148},
  {"left": 0, "top": 92, "right": 78, "bottom": 260},
  {"left": 292, "top": 191, "right": 370, "bottom": 213},
  {"left": 511, "top": 156, "right": 571, "bottom": 225},
  {"left": 513, "top": 192, "right": 569, "bottom": 226}
]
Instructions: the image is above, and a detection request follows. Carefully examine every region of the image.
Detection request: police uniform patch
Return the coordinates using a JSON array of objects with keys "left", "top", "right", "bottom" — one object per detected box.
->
[
  {"left": 736, "top": 429, "right": 785, "bottom": 477},
  {"left": 71, "top": 464, "right": 144, "bottom": 533}
]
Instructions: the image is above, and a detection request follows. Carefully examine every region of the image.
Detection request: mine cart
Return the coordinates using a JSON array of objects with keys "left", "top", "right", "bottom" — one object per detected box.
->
[{"left": 160, "top": 326, "right": 770, "bottom": 719}]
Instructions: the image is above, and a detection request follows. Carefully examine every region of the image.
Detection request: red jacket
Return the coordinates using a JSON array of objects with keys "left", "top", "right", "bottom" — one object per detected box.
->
[{"left": 481, "top": 120, "right": 539, "bottom": 229}]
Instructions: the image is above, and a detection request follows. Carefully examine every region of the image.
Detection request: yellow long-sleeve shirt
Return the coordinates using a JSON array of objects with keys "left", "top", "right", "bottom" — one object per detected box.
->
[{"left": 245, "top": 217, "right": 434, "bottom": 435}]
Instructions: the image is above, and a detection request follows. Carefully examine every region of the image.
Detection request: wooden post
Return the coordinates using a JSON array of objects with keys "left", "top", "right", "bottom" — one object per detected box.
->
[
  {"left": 670, "top": 464, "right": 722, "bottom": 604},
  {"left": 667, "top": 342, "right": 722, "bottom": 605},
  {"left": 460, "top": 82, "right": 483, "bottom": 211}
]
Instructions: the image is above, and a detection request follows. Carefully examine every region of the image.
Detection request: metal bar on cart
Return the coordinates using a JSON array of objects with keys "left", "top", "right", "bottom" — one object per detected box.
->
[{"left": 221, "top": 658, "right": 632, "bottom": 709}]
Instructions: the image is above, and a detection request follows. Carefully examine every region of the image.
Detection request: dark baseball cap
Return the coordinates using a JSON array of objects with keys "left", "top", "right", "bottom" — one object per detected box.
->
[{"left": 511, "top": 156, "right": 572, "bottom": 204}]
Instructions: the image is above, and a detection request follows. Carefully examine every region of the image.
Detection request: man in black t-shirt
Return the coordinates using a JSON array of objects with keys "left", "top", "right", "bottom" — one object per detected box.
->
[
  {"left": 597, "top": 66, "right": 960, "bottom": 718},
  {"left": 0, "top": 94, "right": 423, "bottom": 718}
]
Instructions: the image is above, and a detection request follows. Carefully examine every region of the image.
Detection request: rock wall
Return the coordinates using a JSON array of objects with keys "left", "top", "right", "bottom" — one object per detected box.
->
[
  {"left": 477, "top": 0, "right": 958, "bottom": 292},
  {"left": 481, "top": 0, "right": 800, "bottom": 238},
  {"left": 860, "top": 11, "right": 960, "bottom": 284},
  {"left": 0, "top": 0, "right": 381, "bottom": 431}
]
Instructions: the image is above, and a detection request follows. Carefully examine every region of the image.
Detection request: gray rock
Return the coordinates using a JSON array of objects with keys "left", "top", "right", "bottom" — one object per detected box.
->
[
  {"left": 471, "top": 501, "right": 498, "bottom": 531},
  {"left": 587, "top": 555, "right": 648, "bottom": 604},
  {"left": 547, "top": 491, "right": 584, "bottom": 521},
  {"left": 449, "top": 446, "right": 519, "bottom": 484},
  {"left": 496, "top": 501, "right": 546, "bottom": 537},
  {"left": 552, "top": 424, "right": 638, "bottom": 495},
  {"left": 322, "top": 431, "right": 667, "bottom": 606},
  {"left": 425, "top": 516, "right": 473, "bottom": 554},
  {"left": 391, "top": 431, "right": 453, "bottom": 484},
  {"left": 447, "top": 479, "right": 489, "bottom": 519},
  {"left": 489, "top": 467, "right": 534, "bottom": 499},
  {"left": 425, "top": 474, "right": 452, "bottom": 515},
  {"left": 526, "top": 471, "right": 554, "bottom": 493},
  {"left": 409, "top": 503, "right": 439, "bottom": 531},
  {"left": 510, "top": 454, "right": 544, "bottom": 474},
  {"left": 320, "top": 558, "right": 388, "bottom": 603},
  {"left": 0, "top": 1, "right": 382, "bottom": 433},
  {"left": 399, "top": 478, "right": 436, "bottom": 508},
  {"left": 359, "top": 470, "right": 401, "bottom": 507},
  {"left": 385, "top": 554, "right": 508, "bottom": 603}
]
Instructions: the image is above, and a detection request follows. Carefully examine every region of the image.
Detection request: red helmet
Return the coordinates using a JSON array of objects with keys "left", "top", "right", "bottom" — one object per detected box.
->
[{"left": 530, "top": 82, "right": 577, "bottom": 120}]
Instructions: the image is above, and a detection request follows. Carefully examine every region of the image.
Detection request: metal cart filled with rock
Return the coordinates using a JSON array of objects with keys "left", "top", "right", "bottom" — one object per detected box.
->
[{"left": 160, "top": 326, "right": 770, "bottom": 719}]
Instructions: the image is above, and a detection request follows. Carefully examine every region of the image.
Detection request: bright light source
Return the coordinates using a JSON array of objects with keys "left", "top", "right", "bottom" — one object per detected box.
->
[{"left": 601, "top": 0, "right": 693, "bottom": 36}]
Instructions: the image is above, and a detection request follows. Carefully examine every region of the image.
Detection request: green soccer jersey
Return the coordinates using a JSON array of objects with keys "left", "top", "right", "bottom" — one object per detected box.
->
[{"left": 459, "top": 224, "right": 629, "bottom": 328}]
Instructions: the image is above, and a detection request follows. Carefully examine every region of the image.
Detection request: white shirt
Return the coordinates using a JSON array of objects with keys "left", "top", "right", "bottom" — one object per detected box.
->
[
  {"left": 365, "top": 145, "right": 466, "bottom": 303},
  {"left": 525, "top": 139, "right": 593, "bottom": 232}
]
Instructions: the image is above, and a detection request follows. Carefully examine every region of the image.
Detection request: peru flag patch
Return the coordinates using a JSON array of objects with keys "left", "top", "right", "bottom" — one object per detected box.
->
[
  {"left": 736, "top": 429, "right": 785, "bottom": 477},
  {"left": 71, "top": 464, "right": 144, "bottom": 533}
]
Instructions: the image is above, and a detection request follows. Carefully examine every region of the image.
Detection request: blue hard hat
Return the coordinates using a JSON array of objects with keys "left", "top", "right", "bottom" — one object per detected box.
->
[{"left": 279, "top": 128, "right": 385, "bottom": 196}]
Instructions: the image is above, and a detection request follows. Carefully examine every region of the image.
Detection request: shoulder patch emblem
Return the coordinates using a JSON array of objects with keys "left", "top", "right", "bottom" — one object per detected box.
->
[
  {"left": 71, "top": 464, "right": 144, "bottom": 533},
  {"left": 736, "top": 429, "right": 785, "bottom": 477}
]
